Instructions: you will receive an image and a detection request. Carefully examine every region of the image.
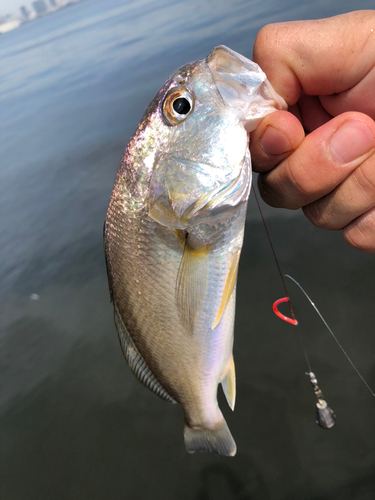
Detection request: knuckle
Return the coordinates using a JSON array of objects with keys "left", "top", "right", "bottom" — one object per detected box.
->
[
  {"left": 284, "top": 158, "right": 314, "bottom": 203},
  {"left": 254, "top": 24, "right": 271, "bottom": 46},
  {"left": 353, "top": 157, "right": 375, "bottom": 202},
  {"left": 253, "top": 24, "right": 280, "bottom": 60},
  {"left": 303, "top": 202, "right": 335, "bottom": 229}
]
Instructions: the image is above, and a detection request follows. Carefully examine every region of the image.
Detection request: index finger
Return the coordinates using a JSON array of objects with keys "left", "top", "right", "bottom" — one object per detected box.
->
[{"left": 253, "top": 11, "right": 375, "bottom": 105}]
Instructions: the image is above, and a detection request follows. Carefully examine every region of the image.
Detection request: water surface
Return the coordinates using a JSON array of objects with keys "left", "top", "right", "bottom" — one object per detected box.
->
[{"left": 1, "top": 1, "right": 375, "bottom": 498}]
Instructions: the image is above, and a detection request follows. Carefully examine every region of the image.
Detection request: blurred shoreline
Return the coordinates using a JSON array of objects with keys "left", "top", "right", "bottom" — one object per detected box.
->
[{"left": 0, "top": 0, "right": 84, "bottom": 35}]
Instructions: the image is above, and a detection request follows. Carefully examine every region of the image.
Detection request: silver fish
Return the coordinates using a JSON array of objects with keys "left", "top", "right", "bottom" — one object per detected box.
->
[{"left": 104, "top": 46, "right": 286, "bottom": 456}]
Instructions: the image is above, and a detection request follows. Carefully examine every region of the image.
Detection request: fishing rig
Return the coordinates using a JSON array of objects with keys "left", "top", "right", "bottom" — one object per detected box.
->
[{"left": 253, "top": 186, "right": 375, "bottom": 429}]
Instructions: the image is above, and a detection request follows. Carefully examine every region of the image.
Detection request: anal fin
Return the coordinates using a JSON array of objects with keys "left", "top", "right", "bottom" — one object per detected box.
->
[
  {"left": 221, "top": 356, "right": 236, "bottom": 410},
  {"left": 114, "top": 304, "right": 176, "bottom": 403}
]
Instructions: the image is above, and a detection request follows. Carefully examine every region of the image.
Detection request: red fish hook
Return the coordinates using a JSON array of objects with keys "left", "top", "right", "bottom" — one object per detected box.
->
[{"left": 273, "top": 297, "right": 298, "bottom": 326}]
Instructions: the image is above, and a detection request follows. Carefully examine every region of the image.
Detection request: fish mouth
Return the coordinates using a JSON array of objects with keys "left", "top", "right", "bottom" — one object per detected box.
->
[{"left": 206, "top": 45, "right": 286, "bottom": 131}]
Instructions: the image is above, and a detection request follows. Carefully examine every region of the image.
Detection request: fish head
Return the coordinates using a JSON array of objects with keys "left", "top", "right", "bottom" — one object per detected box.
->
[{"left": 146, "top": 46, "right": 286, "bottom": 230}]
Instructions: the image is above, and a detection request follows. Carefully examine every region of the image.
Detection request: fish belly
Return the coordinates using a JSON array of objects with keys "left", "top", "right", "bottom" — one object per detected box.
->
[{"left": 105, "top": 197, "right": 238, "bottom": 455}]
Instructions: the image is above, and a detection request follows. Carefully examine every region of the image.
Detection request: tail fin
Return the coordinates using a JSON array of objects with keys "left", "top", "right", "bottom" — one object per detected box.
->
[{"left": 184, "top": 420, "right": 237, "bottom": 456}]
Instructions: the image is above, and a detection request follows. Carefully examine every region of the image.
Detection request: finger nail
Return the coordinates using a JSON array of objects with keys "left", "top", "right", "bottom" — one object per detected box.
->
[
  {"left": 330, "top": 121, "right": 375, "bottom": 164},
  {"left": 259, "top": 126, "right": 292, "bottom": 156}
]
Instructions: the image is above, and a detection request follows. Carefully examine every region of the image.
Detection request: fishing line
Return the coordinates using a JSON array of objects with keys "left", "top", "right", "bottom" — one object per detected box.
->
[
  {"left": 251, "top": 185, "right": 333, "bottom": 427},
  {"left": 252, "top": 183, "right": 375, "bottom": 426},
  {"left": 252, "top": 186, "right": 297, "bottom": 323},
  {"left": 252, "top": 186, "right": 312, "bottom": 371},
  {"left": 285, "top": 274, "right": 375, "bottom": 399}
]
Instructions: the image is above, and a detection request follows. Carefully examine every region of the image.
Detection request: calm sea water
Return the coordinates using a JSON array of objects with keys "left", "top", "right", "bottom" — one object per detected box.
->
[{"left": 1, "top": 1, "right": 375, "bottom": 499}]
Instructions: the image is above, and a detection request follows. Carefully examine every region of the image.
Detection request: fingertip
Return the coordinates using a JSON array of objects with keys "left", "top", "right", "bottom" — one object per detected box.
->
[
  {"left": 343, "top": 208, "right": 375, "bottom": 254},
  {"left": 250, "top": 111, "right": 304, "bottom": 172},
  {"left": 257, "top": 171, "right": 287, "bottom": 208}
]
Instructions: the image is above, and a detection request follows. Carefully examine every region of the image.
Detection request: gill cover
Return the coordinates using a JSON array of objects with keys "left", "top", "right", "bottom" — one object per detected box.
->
[{"left": 148, "top": 152, "right": 251, "bottom": 229}]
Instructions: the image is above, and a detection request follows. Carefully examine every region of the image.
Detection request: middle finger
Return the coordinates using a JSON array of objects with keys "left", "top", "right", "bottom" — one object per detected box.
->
[
  {"left": 258, "top": 113, "right": 375, "bottom": 209},
  {"left": 303, "top": 152, "right": 375, "bottom": 230}
]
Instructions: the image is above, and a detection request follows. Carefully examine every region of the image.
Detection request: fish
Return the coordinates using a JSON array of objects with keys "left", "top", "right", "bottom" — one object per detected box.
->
[{"left": 104, "top": 46, "right": 286, "bottom": 456}]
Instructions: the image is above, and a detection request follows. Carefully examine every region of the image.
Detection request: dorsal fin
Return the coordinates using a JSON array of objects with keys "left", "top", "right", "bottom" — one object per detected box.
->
[{"left": 114, "top": 304, "right": 176, "bottom": 403}]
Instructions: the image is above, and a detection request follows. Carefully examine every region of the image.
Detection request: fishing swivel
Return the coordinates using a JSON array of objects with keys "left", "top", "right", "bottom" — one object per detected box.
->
[
  {"left": 306, "top": 371, "right": 336, "bottom": 429},
  {"left": 271, "top": 287, "right": 336, "bottom": 429},
  {"left": 254, "top": 186, "right": 375, "bottom": 431},
  {"left": 271, "top": 288, "right": 336, "bottom": 429}
]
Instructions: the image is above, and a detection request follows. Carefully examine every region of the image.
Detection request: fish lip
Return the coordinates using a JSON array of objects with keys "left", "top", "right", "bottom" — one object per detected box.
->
[{"left": 205, "top": 45, "right": 287, "bottom": 131}]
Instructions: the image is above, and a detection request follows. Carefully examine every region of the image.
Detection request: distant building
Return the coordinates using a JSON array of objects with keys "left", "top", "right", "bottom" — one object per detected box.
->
[
  {"left": 0, "top": 14, "right": 12, "bottom": 23},
  {"left": 32, "top": 0, "right": 48, "bottom": 16},
  {"left": 20, "top": 6, "right": 31, "bottom": 19}
]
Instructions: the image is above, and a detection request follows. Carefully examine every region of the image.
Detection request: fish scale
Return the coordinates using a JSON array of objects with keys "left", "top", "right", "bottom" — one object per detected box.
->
[{"left": 104, "top": 45, "right": 286, "bottom": 456}]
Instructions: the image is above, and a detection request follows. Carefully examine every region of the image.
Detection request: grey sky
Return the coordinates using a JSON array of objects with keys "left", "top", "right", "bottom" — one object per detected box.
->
[{"left": 1, "top": 0, "right": 38, "bottom": 17}]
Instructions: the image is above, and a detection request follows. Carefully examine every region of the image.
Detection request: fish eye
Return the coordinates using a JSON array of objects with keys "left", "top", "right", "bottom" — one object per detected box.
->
[
  {"left": 173, "top": 97, "right": 191, "bottom": 115},
  {"left": 163, "top": 88, "right": 194, "bottom": 126}
]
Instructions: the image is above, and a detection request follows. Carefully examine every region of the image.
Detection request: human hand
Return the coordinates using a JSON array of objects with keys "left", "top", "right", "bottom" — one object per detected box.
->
[{"left": 250, "top": 11, "right": 375, "bottom": 253}]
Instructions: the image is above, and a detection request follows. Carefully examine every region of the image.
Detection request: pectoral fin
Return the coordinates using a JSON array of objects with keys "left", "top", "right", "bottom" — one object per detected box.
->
[
  {"left": 176, "top": 231, "right": 209, "bottom": 335},
  {"left": 212, "top": 248, "right": 241, "bottom": 329},
  {"left": 221, "top": 356, "right": 236, "bottom": 410}
]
